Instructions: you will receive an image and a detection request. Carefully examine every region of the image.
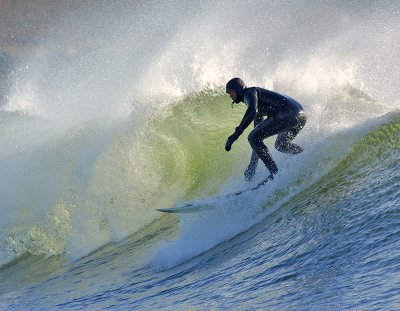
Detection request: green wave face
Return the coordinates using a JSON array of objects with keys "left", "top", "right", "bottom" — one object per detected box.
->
[
  {"left": 141, "top": 89, "right": 250, "bottom": 198},
  {"left": 0, "top": 89, "right": 254, "bottom": 264}
]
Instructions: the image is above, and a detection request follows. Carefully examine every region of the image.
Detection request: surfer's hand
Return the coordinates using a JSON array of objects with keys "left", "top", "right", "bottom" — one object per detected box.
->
[
  {"left": 225, "top": 135, "right": 235, "bottom": 151},
  {"left": 225, "top": 127, "right": 243, "bottom": 152}
]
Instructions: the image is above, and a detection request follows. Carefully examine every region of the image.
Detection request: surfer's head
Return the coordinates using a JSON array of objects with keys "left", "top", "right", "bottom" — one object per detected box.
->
[{"left": 226, "top": 77, "right": 246, "bottom": 104}]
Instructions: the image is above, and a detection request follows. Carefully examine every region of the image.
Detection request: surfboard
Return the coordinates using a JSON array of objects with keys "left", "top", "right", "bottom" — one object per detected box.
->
[
  {"left": 156, "top": 204, "right": 213, "bottom": 214},
  {"left": 156, "top": 175, "right": 273, "bottom": 214}
]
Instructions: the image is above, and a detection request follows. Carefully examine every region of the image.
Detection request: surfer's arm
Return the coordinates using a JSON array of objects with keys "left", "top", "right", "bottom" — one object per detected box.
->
[
  {"left": 225, "top": 91, "right": 257, "bottom": 152},
  {"left": 237, "top": 90, "right": 257, "bottom": 132}
]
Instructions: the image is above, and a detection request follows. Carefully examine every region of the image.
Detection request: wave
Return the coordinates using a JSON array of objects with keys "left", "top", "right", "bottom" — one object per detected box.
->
[
  {"left": 1, "top": 3, "right": 399, "bottom": 309},
  {"left": 0, "top": 82, "right": 396, "bottom": 267},
  {"left": 150, "top": 109, "right": 399, "bottom": 269}
]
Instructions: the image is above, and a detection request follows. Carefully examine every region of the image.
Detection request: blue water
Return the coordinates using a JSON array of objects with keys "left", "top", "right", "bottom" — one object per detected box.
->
[{"left": 1, "top": 1, "right": 400, "bottom": 310}]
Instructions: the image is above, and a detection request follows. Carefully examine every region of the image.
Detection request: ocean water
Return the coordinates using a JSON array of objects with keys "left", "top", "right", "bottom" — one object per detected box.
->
[{"left": 1, "top": 1, "right": 399, "bottom": 310}]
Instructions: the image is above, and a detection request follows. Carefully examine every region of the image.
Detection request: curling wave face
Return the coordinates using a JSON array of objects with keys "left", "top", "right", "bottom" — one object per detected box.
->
[{"left": 0, "top": 84, "right": 396, "bottom": 266}]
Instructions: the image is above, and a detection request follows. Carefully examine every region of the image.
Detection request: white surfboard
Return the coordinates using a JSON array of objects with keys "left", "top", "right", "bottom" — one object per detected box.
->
[{"left": 156, "top": 203, "right": 213, "bottom": 214}]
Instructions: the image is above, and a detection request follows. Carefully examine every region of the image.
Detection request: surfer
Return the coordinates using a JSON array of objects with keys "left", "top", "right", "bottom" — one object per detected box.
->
[{"left": 225, "top": 77, "right": 306, "bottom": 184}]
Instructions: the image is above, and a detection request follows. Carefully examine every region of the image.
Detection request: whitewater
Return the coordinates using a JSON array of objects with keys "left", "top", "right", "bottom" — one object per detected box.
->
[{"left": 0, "top": 1, "right": 399, "bottom": 310}]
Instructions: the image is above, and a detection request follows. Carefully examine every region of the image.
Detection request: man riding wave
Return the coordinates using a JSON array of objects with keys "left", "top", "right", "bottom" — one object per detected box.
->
[{"left": 225, "top": 77, "right": 307, "bottom": 184}]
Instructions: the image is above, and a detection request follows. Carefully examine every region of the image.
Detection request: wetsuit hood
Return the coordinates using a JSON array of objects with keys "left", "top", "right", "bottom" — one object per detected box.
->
[{"left": 226, "top": 77, "right": 246, "bottom": 103}]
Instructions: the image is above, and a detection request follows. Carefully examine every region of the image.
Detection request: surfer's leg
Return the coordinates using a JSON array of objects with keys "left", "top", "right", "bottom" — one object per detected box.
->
[
  {"left": 248, "top": 117, "right": 282, "bottom": 175},
  {"left": 275, "top": 114, "right": 307, "bottom": 154},
  {"left": 244, "top": 151, "right": 259, "bottom": 181}
]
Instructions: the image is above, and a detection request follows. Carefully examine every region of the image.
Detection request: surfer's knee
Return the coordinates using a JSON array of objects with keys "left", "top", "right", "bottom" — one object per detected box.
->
[
  {"left": 247, "top": 131, "right": 255, "bottom": 148},
  {"left": 275, "top": 141, "right": 303, "bottom": 154},
  {"left": 248, "top": 130, "right": 261, "bottom": 148},
  {"left": 292, "top": 145, "right": 303, "bottom": 154},
  {"left": 275, "top": 140, "right": 286, "bottom": 152}
]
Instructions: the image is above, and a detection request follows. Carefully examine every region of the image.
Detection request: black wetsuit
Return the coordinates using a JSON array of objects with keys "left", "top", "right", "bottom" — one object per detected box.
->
[{"left": 226, "top": 83, "right": 306, "bottom": 180}]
